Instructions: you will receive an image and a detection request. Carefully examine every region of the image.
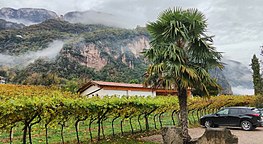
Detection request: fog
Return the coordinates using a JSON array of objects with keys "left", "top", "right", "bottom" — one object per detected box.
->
[
  {"left": 0, "top": 40, "right": 64, "bottom": 67},
  {"left": 4, "top": 18, "right": 37, "bottom": 26},
  {"left": 64, "top": 10, "right": 134, "bottom": 28},
  {"left": 232, "top": 86, "right": 254, "bottom": 95},
  {"left": 2, "top": 0, "right": 262, "bottom": 66},
  {"left": 1, "top": 0, "right": 262, "bottom": 94}
]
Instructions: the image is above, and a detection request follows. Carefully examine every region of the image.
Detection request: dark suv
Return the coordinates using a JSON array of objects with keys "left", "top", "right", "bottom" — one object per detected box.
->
[{"left": 200, "top": 107, "right": 263, "bottom": 130}]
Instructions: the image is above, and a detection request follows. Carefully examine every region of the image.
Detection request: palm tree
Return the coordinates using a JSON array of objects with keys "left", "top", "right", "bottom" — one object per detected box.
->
[{"left": 143, "top": 7, "right": 222, "bottom": 142}]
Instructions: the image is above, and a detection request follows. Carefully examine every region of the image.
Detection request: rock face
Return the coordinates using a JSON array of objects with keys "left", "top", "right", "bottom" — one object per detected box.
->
[
  {"left": 209, "top": 68, "right": 233, "bottom": 95},
  {"left": 0, "top": 19, "right": 24, "bottom": 30},
  {"left": 0, "top": 7, "right": 59, "bottom": 24},
  {"left": 69, "top": 35, "right": 150, "bottom": 70},
  {"left": 80, "top": 44, "right": 108, "bottom": 70}
]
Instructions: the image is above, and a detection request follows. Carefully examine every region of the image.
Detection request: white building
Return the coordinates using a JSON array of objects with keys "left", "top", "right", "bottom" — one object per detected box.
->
[{"left": 77, "top": 81, "right": 179, "bottom": 97}]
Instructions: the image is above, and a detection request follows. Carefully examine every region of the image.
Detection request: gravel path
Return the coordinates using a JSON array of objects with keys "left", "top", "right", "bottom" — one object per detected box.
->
[{"left": 140, "top": 127, "right": 263, "bottom": 144}]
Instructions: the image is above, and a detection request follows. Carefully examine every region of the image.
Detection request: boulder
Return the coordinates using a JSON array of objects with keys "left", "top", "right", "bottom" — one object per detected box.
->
[
  {"left": 161, "top": 126, "right": 184, "bottom": 144},
  {"left": 190, "top": 128, "right": 238, "bottom": 144},
  {"left": 162, "top": 127, "right": 238, "bottom": 144}
]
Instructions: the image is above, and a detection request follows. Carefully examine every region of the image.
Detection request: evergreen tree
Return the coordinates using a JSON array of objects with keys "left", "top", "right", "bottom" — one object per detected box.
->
[{"left": 251, "top": 54, "right": 262, "bottom": 95}]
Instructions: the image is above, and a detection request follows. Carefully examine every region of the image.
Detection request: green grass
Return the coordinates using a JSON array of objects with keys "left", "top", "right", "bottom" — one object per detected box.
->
[{"left": 97, "top": 136, "right": 157, "bottom": 144}]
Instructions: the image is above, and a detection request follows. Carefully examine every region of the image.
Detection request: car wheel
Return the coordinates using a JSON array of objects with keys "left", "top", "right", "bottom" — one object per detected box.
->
[
  {"left": 204, "top": 120, "right": 213, "bottom": 128},
  {"left": 241, "top": 120, "right": 252, "bottom": 131}
]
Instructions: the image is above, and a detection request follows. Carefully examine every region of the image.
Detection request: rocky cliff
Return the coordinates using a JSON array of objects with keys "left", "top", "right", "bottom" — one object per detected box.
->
[
  {"left": 209, "top": 68, "right": 233, "bottom": 95},
  {"left": 61, "top": 33, "right": 149, "bottom": 71},
  {"left": 0, "top": 19, "right": 24, "bottom": 30},
  {"left": 0, "top": 7, "right": 59, "bottom": 25}
]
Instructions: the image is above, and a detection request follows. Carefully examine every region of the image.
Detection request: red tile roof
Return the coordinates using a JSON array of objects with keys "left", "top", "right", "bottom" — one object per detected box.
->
[
  {"left": 92, "top": 81, "right": 144, "bottom": 88},
  {"left": 77, "top": 80, "right": 146, "bottom": 93},
  {"left": 77, "top": 80, "right": 181, "bottom": 95}
]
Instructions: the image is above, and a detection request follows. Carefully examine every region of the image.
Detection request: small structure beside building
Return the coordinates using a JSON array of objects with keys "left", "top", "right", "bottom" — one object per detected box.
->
[{"left": 78, "top": 81, "right": 191, "bottom": 97}]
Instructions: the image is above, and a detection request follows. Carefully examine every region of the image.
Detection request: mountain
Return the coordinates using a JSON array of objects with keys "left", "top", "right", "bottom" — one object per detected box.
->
[
  {"left": 0, "top": 19, "right": 233, "bottom": 95},
  {"left": 222, "top": 59, "right": 253, "bottom": 88},
  {"left": 0, "top": 7, "right": 59, "bottom": 25},
  {"left": 0, "top": 19, "right": 110, "bottom": 55},
  {"left": 0, "top": 19, "right": 149, "bottom": 84},
  {"left": 0, "top": 7, "right": 130, "bottom": 28},
  {"left": 0, "top": 7, "right": 256, "bottom": 95},
  {"left": 221, "top": 59, "right": 253, "bottom": 95},
  {"left": 0, "top": 19, "right": 24, "bottom": 30},
  {"left": 209, "top": 59, "right": 254, "bottom": 95},
  {"left": 209, "top": 68, "right": 233, "bottom": 95}
]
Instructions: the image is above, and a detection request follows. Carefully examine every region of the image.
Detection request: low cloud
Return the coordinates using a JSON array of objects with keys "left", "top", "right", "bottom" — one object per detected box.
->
[
  {"left": 4, "top": 18, "right": 37, "bottom": 26},
  {"left": 0, "top": 40, "right": 64, "bottom": 68},
  {"left": 64, "top": 10, "right": 133, "bottom": 28},
  {"left": 0, "top": 0, "right": 102, "bottom": 15},
  {"left": 232, "top": 86, "right": 254, "bottom": 95}
]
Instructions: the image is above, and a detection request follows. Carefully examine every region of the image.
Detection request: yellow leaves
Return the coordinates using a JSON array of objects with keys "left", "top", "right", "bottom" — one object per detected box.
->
[{"left": 0, "top": 83, "right": 258, "bottom": 132}]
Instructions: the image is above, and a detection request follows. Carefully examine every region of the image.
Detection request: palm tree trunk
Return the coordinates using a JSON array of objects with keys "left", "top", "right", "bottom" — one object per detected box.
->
[{"left": 178, "top": 87, "right": 191, "bottom": 142}]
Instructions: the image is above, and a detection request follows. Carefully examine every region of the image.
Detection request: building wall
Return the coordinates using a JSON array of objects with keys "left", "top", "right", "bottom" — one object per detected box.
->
[
  {"left": 102, "top": 89, "right": 127, "bottom": 97},
  {"left": 129, "top": 90, "right": 156, "bottom": 97},
  {"left": 80, "top": 85, "right": 101, "bottom": 96},
  {"left": 81, "top": 86, "right": 156, "bottom": 97}
]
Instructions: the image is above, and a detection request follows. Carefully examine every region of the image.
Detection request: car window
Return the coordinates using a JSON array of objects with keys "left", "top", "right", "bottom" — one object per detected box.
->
[
  {"left": 217, "top": 109, "right": 229, "bottom": 115},
  {"left": 258, "top": 109, "right": 263, "bottom": 116},
  {"left": 251, "top": 108, "right": 260, "bottom": 114},
  {"left": 229, "top": 108, "right": 239, "bottom": 114},
  {"left": 239, "top": 109, "right": 247, "bottom": 114}
]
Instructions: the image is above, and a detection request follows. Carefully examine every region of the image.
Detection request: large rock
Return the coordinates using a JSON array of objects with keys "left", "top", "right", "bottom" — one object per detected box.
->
[
  {"left": 162, "top": 127, "right": 238, "bottom": 144},
  {"left": 191, "top": 128, "right": 238, "bottom": 144},
  {"left": 161, "top": 127, "right": 184, "bottom": 144}
]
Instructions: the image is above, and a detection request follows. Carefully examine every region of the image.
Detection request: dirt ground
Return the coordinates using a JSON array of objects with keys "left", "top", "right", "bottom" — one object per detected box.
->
[{"left": 140, "top": 127, "right": 263, "bottom": 144}]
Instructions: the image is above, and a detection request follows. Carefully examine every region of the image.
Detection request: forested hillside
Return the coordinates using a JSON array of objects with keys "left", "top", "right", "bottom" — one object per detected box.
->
[
  {"left": 0, "top": 18, "right": 233, "bottom": 94},
  {"left": 0, "top": 19, "right": 149, "bottom": 87}
]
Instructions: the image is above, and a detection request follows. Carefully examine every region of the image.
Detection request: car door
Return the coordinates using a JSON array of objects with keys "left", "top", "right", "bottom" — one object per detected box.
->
[
  {"left": 227, "top": 108, "right": 240, "bottom": 126},
  {"left": 213, "top": 108, "right": 229, "bottom": 126}
]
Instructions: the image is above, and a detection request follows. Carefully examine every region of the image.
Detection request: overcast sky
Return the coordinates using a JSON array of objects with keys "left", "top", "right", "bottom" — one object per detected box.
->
[{"left": 1, "top": 0, "right": 263, "bottom": 66}]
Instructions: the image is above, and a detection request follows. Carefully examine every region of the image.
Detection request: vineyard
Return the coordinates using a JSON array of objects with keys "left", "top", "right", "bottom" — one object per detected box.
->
[{"left": 0, "top": 84, "right": 257, "bottom": 144}]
